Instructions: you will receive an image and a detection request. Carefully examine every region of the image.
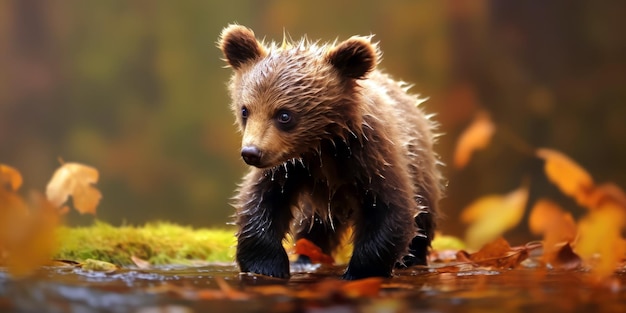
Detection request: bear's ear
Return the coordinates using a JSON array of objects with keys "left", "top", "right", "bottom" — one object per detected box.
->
[
  {"left": 219, "top": 25, "right": 266, "bottom": 69},
  {"left": 327, "top": 37, "right": 378, "bottom": 79}
]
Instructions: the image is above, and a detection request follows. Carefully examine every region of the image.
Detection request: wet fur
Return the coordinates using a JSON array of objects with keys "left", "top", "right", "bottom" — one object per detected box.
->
[{"left": 219, "top": 25, "right": 443, "bottom": 280}]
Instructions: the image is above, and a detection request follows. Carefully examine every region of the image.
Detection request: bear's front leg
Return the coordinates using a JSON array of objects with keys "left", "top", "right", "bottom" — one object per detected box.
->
[
  {"left": 236, "top": 224, "right": 290, "bottom": 278},
  {"left": 343, "top": 192, "right": 415, "bottom": 280},
  {"left": 234, "top": 171, "right": 295, "bottom": 279}
]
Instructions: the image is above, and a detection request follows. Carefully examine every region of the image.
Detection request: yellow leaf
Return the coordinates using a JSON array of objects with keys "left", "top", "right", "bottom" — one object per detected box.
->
[
  {"left": 82, "top": 259, "right": 119, "bottom": 273},
  {"left": 0, "top": 164, "right": 23, "bottom": 191},
  {"left": 529, "top": 199, "right": 577, "bottom": 263},
  {"left": 576, "top": 201, "right": 626, "bottom": 279},
  {"left": 46, "top": 162, "right": 102, "bottom": 215},
  {"left": 536, "top": 149, "right": 594, "bottom": 207},
  {"left": 462, "top": 186, "right": 529, "bottom": 250},
  {"left": 431, "top": 232, "right": 466, "bottom": 251},
  {"left": 453, "top": 111, "right": 495, "bottom": 168}
]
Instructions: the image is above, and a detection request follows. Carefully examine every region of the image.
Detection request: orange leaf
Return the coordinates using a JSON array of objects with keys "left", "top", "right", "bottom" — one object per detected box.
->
[
  {"left": 536, "top": 149, "right": 594, "bottom": 207},
  {"left": 585, "top": 183, "right": 626, "bottom": 211},
  {"left": 576, "top": 201, "right": 626, "bottom": 279},
  {"left": 0, "top": 164, "right": 22, "bottom": 191},
  {"left": 468, "top": 237, "right": 528, "bottom": 269},
  {"left": 453, "top": 111, "right": 495, "bottom": 168},
  {"left": 461, "top": 185, "right": 529, "bottom": 250},
  {"left": 0, "top": 188, "right": 29, "bottom": 219},
  {"left": 340, "top": 277, "right": 382, "bottom": 298},
  {"left": 294, "top": 238, "right": 334, "bottom": 265},
  {"left": 529, "top": 199, "right": 577, "bottom": 263},
  {"left": 4, "top": 193, "right": 61, "bottom": 277},
  {"left": 551, "top": 243, "right": 582, "bottom": 271},
  {"left": 469, "top": 237, "right": 512, "bottom": 261},
  {"left": 45, "top": 162, "right": 102, "bottom": 215},
  {"left": 215, "top": 277, "right": 250, "bottom": 300}
]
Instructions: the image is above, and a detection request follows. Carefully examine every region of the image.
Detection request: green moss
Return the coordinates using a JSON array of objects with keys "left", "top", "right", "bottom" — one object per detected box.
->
[{"left": 54, "top": 221, "right": 236, "bottom": 266}]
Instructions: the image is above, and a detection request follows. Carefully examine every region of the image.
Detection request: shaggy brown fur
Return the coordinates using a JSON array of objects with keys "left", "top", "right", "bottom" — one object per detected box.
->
[{"left": 219, "top": 24, "right": 443, "bottom": 280}]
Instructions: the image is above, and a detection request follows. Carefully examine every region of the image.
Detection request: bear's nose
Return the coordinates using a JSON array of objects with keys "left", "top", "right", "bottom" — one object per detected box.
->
[{"left": 241, "top": 146, "right": 262, "bottom": 166}]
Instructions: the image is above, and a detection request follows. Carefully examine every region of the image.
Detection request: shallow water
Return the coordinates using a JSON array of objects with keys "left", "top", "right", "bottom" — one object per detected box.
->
[{"left": 1, "top": 264, "right": 625, "bottom": 313}]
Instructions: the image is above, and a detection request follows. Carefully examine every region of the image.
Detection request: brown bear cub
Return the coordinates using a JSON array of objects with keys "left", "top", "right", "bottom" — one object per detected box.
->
[{"left": 218, "top": 25, "right": 443, "bottom": 280}]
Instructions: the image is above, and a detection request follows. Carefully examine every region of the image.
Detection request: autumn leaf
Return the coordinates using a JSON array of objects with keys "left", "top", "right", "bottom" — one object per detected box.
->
[
  {"left": 82, "top": 258, "right": 120, "bottom": 273},
  {"left": 294, "top": 238, "right": 334, "bottom": 265},
  {"left": 585, "top": 183, "right": 626, "bottom": 211},
  {"left": 551, "top": 243, "right": 582, "bottom": 271},
  {"left": 576, "top": 201, "right": 626, "bottom": 280},
  {"left": 4, "top": 193, "right": 61, "bottom": 277},
  {"left": 215, "top": 277, "right": 251, "bottom": 300},
  {"left": 462, "top": 185, "right": 529, "bottom": 250},
  {"left": 453, "top": 111, "right": 496, "bottom": 168},
  {"left": 0, "top": 188, "right": 29, "bottom": 222},
  {"left": 463, "top": 237, "right": 529, "bottom": 269},
  {"left": 46, "top": 162, "right": 102, "bottom": 215},
  {"left": 0, "top": 164, "right": 23, "bottom": 191},
  {"left": 536, "top": 148, "right": 594, "bottom": 207},
  {"left": 131, "top": 255, "right": 151, "bottom": 269},
  {"left": 0, "top": 166, "right": 56, "bottom": 277},
  {"left": 529, "top": 199, "right": 577, "bottom": 264},
  {"left": 340, "top": 277, "right": 382, "bottom": 298}
]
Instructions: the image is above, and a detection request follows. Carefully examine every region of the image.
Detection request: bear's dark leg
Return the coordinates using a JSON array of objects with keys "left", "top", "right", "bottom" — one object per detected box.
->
[
  {"left": 401, "top": 211, "right": 434, "bottom": 267},
  {"left": 343, "top": 193, "right": 414, "bottom": 280},
  {"left": 236, "top": 180, "right": 296, "bottom": 279},
  {"left": 401, "top": 195, "right": 435, "bottom": 267},
  {"left": 294, "top": 212, "right": 344, "bottom": 264}
]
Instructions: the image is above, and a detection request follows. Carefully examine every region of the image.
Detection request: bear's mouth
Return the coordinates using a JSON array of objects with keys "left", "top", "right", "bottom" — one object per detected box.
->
[
  {"left": 259, "top": 157, "right": 307, "bottom": 177},
  {"left": 249, "top": 149, "right": 305, "bottom": 169}
]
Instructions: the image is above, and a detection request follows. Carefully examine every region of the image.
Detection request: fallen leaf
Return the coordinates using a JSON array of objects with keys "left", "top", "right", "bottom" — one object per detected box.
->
[
  {"left": 247, "top": 284, "right": 291, "bottom": 296},
  {"left": 131, "top": 255, "right": 151, "bottom": 269},
  {"left": 46, "top": 162, "right": 102, "bottom": 215},
  {"left": 469, "top": 237, "right": 513, "bottom": 261},
  {"left": 536, "top": 149, "right": 594, "bottom": 207},
  {"left": 340, "top": 277, "right": 382, "bottom": 298},
  {"left": 455, "top": 250, "right": 473, "bottom": 264},
  {"left": 461, "top": 186, "right": 529, "bottom": 250},
  {"left": 82, "top": 258, "right": 119, "bottom": 273},
  {"left": 146, "top": 284, "right": 225, "bottom": 300},
  {"left": 215, "top": 277, "right": 250, "bottom": 300},
  {"left": 294, "top": 238, "right": 334, "bottom": 265},
  {"left": 0, "top": 164, "right": 22, "bottom": 191},
  {"left": 551, "top": 243, "right": 582, "bottom": 271},
  {"left": 576, "top": 201, "right": 626, "bottom": 280},
  {"left": 467, "top": 237, "right": 528, "bottom": 269},
  {"left": 49, "top": 259, "right": 81, "bottom": 267},
  {"left": 4, "top": 193, "right": 61, "bottom": 277},
  {"left": 528, "top": 199, "right": 577, "bottom": 264},
  {"left": 453, "top": 111, "right": 495, "bottom": 168}
]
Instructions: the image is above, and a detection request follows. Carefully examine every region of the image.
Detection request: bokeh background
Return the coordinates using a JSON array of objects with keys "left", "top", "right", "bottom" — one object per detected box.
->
[{"left": 1, "top": 0, "right": 624, "bottom": 241}]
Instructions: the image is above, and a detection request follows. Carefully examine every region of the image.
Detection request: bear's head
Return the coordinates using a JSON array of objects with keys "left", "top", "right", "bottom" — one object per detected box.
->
[{"left": 219, "top": 24, "right": 378, "bottom": 169}]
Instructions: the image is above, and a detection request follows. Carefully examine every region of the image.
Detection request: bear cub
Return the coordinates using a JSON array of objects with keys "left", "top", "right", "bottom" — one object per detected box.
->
[{"left": 218, "top": 25, "right": 443, "bottom": 280}]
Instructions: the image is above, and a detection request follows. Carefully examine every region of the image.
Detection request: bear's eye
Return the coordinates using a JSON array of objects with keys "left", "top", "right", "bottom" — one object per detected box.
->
[
  {"left": 275, "top": 110, "right": 296, "bottom": 131},
  {"left": 241, "top": 107, "right": 249, "bottom": 120},
  {"left": 277, "top": 111, "right": 291, "bottom": 124}
]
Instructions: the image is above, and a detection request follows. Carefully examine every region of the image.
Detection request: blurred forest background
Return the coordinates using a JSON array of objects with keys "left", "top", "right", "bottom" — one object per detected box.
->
[{"left": 1, "top": 0, "right": 624, "bottom": 241}]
